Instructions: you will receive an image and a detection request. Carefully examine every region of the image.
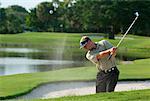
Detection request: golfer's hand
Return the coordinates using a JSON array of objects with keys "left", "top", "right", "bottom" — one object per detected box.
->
[
  {"left": 107, "top": 47, "right": 117, "bottom": 60},
  {"left": 110, "top": 47, "right": 117, "bottom": 55}
]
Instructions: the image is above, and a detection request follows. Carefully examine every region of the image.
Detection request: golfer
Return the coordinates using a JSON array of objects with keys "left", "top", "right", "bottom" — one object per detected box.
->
[{"left": 80, "top": 36, "right": 119, "bottom": 93}]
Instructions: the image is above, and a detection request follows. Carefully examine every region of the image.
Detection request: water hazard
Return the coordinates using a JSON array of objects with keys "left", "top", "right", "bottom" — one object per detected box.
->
[
  {"left": 0, "top": 57, "right": 80, "bottom": 76},
  {"left": 0, "top": 47, "right": 85, "bottom": 76}
]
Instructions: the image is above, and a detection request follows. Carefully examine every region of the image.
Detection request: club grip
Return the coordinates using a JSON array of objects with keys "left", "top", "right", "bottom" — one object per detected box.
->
[{"left": 108, "top": 54, "right": 113, "bottom": 60}]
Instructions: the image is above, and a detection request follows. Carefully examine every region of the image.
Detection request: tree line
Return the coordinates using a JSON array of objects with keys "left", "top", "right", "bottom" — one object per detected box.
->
[{"left": 0, "top": 0, "right": 150, "bottom": 37}]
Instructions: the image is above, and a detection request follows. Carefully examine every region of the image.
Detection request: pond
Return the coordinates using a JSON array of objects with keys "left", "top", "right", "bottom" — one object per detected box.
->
[
  {"left": 0, "top": 48, "right": 41, "bottom": 53},
  {"left": 0, "top": 57, "right": 82, "bottom": 76},
  {"left": 0, "top": 47, "right": 86, "bottom": 76},
  {"left": 15, "top": 80, "right": 150, "bottom": 100}
]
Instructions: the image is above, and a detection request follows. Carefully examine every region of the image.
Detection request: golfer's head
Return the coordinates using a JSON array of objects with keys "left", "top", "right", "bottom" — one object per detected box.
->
[{"left": 80, "top": 36, "right": 93, "bottom": 50}]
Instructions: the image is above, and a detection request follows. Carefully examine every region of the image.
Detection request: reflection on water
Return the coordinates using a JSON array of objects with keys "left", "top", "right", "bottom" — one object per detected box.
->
[
  {"left": 0, "top": 57, "right": 82, "bottom": 76},
  {"left": 0, "top": 57, "right": 75, "bottom": 65},
  {"left": 0, "top": 48, "right": 41, "bottom": 53},
  {"left": 0, "top": 45, "right": 85, "bottom": 76}
]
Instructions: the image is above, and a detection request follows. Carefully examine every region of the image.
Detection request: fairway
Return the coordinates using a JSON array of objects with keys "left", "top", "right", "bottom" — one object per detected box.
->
[
  {"left": 0, "top": 33, "right": 150, "bottom": 100},
  {"left": 0, "top": 32, "right": 150, "bottom": 60},
  {"left": 0, "top": 58, "right": 150, "bottom": 100}
]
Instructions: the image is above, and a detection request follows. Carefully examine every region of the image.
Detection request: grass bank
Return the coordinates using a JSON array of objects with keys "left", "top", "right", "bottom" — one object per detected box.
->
[
  {"left": 0, "top": 32, "right": 150, "bottom": 60},
  {"left": 0, "top": 58, "right": 150, "bottom": 99},
  {"left": 34, "top": 89, "right": 150, "bottom": 101},
  {"left": 0, "top": 32, "right": 150, "bottom": 100}
]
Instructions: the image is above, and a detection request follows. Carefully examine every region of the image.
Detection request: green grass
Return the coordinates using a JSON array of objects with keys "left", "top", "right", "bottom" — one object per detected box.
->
[
  {"left": 0, "top": 32, "right": 149, "bottom": 48},
  {"left": 0, "top": 32, "right": 150, "bottom": 60},
  {"left": 0, "top": 58, "right": 150, "bottom": 99},
  {"left": 0, "top": 32, "right": 80, "bottom": 46},
  {"left": 33, "top": 89, "right": 150, "bottom": 101},
  {"left": 0, "top": 32, "right": 150, "bottom": 100},
  {"left": 119, "top": 59, "right": 150, "bottom": 79}
]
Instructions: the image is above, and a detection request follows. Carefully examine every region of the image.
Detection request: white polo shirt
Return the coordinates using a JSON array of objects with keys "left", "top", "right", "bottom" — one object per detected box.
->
[{"left": 86, "top": 40, "right": 116, "bottom": 71}]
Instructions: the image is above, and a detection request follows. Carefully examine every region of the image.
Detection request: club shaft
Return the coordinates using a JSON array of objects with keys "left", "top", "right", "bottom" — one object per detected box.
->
[
  {"left": 108, "top": 16, "right": 138, "bottom": 60},
  {"left": 116, "top": 16, "right": 138, "bottom": 47}
]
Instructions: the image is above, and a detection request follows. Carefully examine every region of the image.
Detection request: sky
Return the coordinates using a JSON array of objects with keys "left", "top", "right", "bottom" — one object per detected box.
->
[{"left": 0, "top": 0, "right": 53, "bottom": 11}]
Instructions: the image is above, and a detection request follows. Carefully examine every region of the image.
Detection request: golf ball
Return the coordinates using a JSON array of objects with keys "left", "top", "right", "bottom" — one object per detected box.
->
[{"left": 49, "top": 10, "right": 53, "bottom": 14}]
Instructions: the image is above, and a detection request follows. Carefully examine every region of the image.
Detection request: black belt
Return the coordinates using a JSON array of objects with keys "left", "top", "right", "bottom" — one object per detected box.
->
[{"left": 102, "top": 67, "right": 116, "bottom": 73}]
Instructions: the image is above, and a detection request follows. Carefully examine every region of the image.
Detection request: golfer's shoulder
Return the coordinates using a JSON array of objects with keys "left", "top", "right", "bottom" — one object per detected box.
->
[
  {"left": 97, "top": 40, "right": 109, "bottom": 45},
  {"left": 98, "top": 40, "right": 113, "bottom": 49}
]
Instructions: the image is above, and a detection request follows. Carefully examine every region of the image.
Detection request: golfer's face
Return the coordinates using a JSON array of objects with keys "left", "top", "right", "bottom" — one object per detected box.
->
[{"left": 83, "top": 40, "right": 93, "bottom": 50}]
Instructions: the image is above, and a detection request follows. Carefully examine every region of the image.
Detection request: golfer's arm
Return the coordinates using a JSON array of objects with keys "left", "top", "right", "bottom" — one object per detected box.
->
[{"left": 96, "top": 49, "right": 111, "bottom": 59}]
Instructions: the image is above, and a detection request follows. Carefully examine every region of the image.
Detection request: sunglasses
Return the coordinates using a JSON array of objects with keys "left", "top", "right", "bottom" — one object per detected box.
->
[{"left": 80, "top": 39, "right": 89, "bottom": 47}]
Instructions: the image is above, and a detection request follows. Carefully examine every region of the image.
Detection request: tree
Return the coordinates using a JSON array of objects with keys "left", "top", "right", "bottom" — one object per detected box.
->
[
  {"left": 36, "top": 2, "right": 57, "bottom": 31},
  {"left": 0, "top": 8, "right": 7, "bottom": 33},
  {"left": 5, "top": 5, "right": 28, "bottom": 33},
  {"left": 26, "top": 8, "right": 41, "bottom": 31},
  {"left": 1, "top": 0, "right": 149, "bottom": 36},
  {"left": 64, "top": 0, "right": 83, "bottom": 32},
  {"left": 129, "top": 1, "right": 150, "bottom": 36}
]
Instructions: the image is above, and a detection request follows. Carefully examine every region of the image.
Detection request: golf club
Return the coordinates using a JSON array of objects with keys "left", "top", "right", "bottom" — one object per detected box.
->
[{"left": 108, "top": 12, "right": 139, "bottom": 60}]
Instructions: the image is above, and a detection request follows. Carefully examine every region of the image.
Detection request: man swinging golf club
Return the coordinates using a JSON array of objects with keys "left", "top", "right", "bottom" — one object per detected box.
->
[
  {"left": 80, "top": 36, "right": 119, "bottom": 93},
  {"left": 80, "top": 12, "right": 139, "bottom": 93}
]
